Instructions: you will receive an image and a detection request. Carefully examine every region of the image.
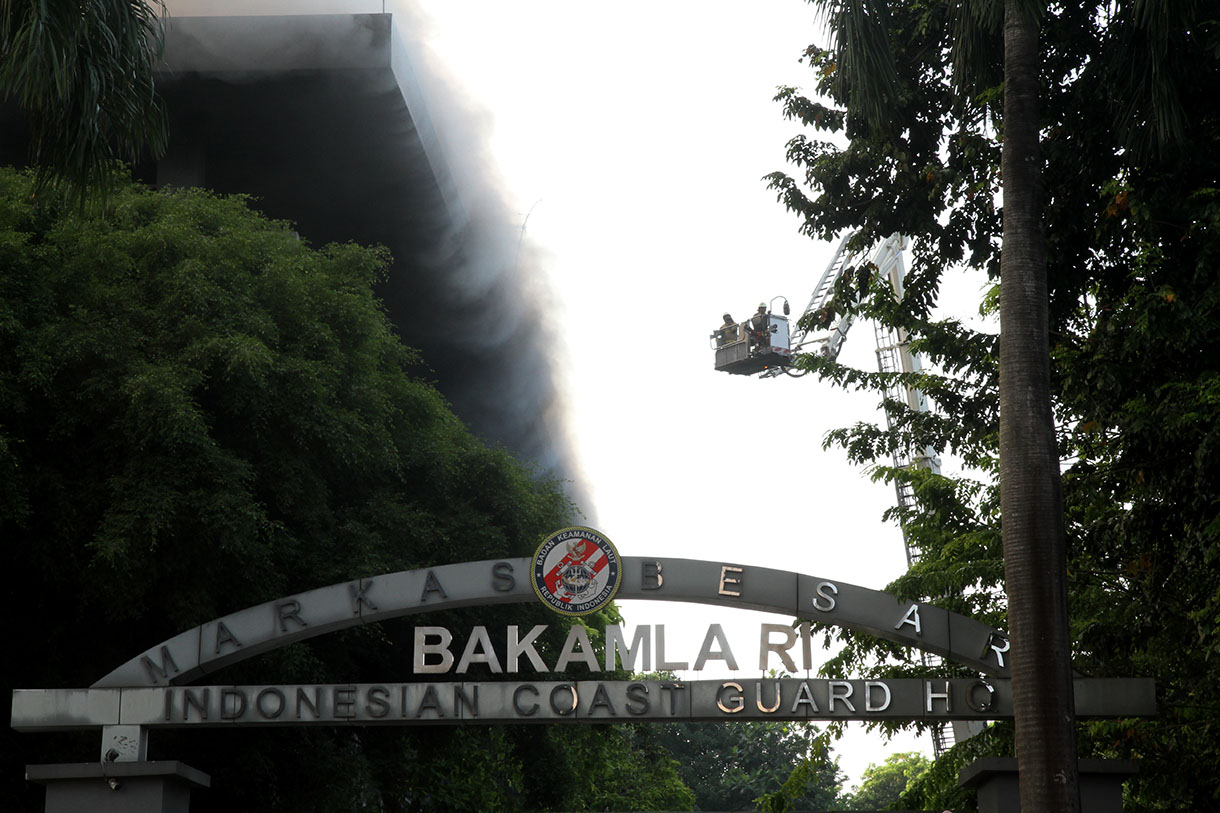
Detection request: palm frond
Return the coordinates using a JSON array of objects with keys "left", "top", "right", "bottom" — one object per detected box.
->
[
  {"left": 1, "top": 0, "right": 168, "bottom": 206},
  {"left": 810, "top": 0, "right": 901, "bottom": 132}
]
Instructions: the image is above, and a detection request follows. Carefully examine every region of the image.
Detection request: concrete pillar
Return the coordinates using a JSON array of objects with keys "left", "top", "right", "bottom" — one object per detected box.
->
[
  {"left": 959, "top": 758, "right": 1137, "bottom": 813},
  {"left": 26, "top": 762, "right": 210, "bottom": 813}
]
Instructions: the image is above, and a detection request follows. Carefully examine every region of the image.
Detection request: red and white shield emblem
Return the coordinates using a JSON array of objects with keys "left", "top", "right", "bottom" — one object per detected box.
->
[{"left": 531, "top": 527, "right": 622, "bottom": 616}]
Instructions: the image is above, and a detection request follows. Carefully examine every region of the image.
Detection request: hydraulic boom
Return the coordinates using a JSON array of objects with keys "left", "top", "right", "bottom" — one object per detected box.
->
[{"left": 712, "top": 233, "right": 977, "bottom": 755}]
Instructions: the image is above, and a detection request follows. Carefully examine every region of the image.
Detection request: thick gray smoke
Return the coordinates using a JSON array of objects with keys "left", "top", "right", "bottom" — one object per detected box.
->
[{"left": 152, "top": 11, "right": 594, "bottom": 516}]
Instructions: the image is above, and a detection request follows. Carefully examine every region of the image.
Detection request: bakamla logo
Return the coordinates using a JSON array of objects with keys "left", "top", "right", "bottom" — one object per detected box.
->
[{"left": 531, "top": 527, "right": 622, "bottom": 616}]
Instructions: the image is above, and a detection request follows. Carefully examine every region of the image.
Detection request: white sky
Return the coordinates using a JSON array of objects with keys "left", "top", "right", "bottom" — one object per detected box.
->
[
  {"left": 407, "top": 0, "right": 936, "bottom": 787},
  {"left": 163, "top": 0, "right": 987, "bottom": 788}
]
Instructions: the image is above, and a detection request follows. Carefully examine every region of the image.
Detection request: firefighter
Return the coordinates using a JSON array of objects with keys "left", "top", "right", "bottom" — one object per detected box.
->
[
  {"left": 716, "top": 313, "right": 737, "bottom": 346},
  {"left": 749, "top": 303, "right": 769, "bottom": 350}
]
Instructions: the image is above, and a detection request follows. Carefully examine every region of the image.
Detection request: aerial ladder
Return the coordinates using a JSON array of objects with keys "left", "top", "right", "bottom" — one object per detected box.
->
[
  {"left": 712, "top": 233, "right": 974, "bottom": 755},
  {"left": 711, "top": 233, "right": 939, "bottom": 510}
]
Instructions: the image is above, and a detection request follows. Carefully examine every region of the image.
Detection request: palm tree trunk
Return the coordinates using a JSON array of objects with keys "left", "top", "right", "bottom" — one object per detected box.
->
[{"left": 999, "top": 2, "right": 1080, "bottom": 811}]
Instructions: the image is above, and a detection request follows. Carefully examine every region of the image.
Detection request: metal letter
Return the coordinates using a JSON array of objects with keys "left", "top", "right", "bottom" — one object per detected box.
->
[
  {"left": 424, "top": 566, "right": 453, "bottom": 598},
  {"left": 334, "top": 687, "right": 356, "bottom": 719},
  {"left": 416, "top": 685, "right": 443, "bottom": 717},
  {"left": 983, "top": 631, "right": 1010, "bottom": 668},
  {"left": 755, "top": 681, "right": 782, "bottom": 713},
  {"left": 549, "top": 684, "right": 578, "bottom": 716},
  {"left": 140, "top": 646, "right": 180, "bottom": 684},
  {"left": 413, "top": 626, "right": 455, "bottom": 674},
  {"left": 716, "top": 682, "right": 745, "bottom": 713},
  {"left": 589, "top": 683, "right": 616, "bottom": 716},
  {"left": 655, "top": 625, "right": 689, "bottom": 671},
  {"left": 790, "top": 681, "right": 819, "bottom": 713},
  {"left": 214, "top": 621, "right": 242, "bottom": 654},
  {"left": 349, "top": 579, "right": 377, "bottom": 614},
  {"left": 828, "top": 681, "right": 856, "bottom": 713},
  {"left": 895, "top": 604, "right": 922, "bottom": 636},
  {"left": 554, "top": 625, "right": 599, "bottom": 672},
  {"left": 421, "top": 570, "right": 448, "bottom": 601},
  {"left": 456, "top": 626, "right": 503, "bottom": 674},
  {"left": 605, "top": 625, "right": 651, "bottom": 672},
  {"left": 759, "top": 623, "right": 799, "bottom": 672},
  {"left": 718, "top": 565, "right": 743, "bottom": 597},
  {"left": 492, "top": 561, "right": 515, "bottom": 592},
  {"left": 183, "top": 688, "right": 209, "bottom": 721},
  {"left": 625, "top": 682, "right": 650, "bottom": 715},
  {"left": 925, "top": 680, "right": 952, "bottom": 713},
  {"left": 366, "top": 686, "right": 390, "bottom": 718},
  {"left": 255, "top": 688, "right": 285, "bottom": 719},
  {"left": 659, "top": 683, "right": 686, "bottom": 715},
  {"left": 455, "top": 685, "right": 479, "bottom": 718},
  {"left": 296, "top": 687, "right": 320, "bottom": 719},
  {"left": 513, "top": 684, "right": 539, "bottom": 716},
  {"left": 811, "top": 581, "right": 838, "bottom": 612},
  {"left": 507, "top": 625, "right": 549, "bottom": 672},
  {"left": 966, "top": 680, "right": 996, "bottom": 713},
  {"left": 642, "top": 561, "right": 664, "bottom": 590},
  {"left": 220, "top": 688, "right": 247, "bottom": 720},
  {"left": 277, "top": 600, "right": 307, "bottom": 632},
  {"left": 694, "top": 624, "right": 739, "bottom": 671},
  {"left": 800, "top": 620, "right": 813, "bottom": 671},
  {"left": 865, "top": 681, "right": 892, "bottom": 712}
]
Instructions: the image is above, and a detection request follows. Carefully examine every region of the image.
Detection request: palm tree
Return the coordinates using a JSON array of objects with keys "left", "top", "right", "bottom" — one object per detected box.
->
[
  {"left": 1, "top": 0, "right": 167, "bottom": 203},
  {"left": 814, "top": 1, "right": 1080, "bottom": 808},
  {"left": 996, "top": 3, "right": 1079, "bottom": 810}
]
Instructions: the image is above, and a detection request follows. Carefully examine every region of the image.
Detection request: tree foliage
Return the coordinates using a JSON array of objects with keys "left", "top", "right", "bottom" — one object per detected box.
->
[
  {"left": 0, "top": 0, "right": 167, "bottom": 205},
  {"left": 769, "top": 2, "right": 1220, "bottom": 810},
  {"left": 0, "top": 168, "right": 694, "bottom": 812},
  {"left": 844, "top": 750, "right": 929, "bottom": 811},
  {"left": 657, "top": 719, "right": 843, "bottom": 811}
]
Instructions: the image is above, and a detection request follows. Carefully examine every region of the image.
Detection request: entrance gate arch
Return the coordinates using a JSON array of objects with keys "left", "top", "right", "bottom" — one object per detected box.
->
[
  {"left": 90, "top": 556, "right": 1016, "bottom": 688},
  {"left": 14, "top": 556, "right": 1153, "bottom": 747},
  {"left": 12, "top": 552, "right": 1157, "bottom": 813}
]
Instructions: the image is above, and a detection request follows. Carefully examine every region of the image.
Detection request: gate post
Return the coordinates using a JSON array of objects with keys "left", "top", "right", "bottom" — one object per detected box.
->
[
  {"left": 959, "top": 758, "right": 1137, "bottom": 812},
  {"left": 25, "top": 762, "right": 210, "bottom": 813}
]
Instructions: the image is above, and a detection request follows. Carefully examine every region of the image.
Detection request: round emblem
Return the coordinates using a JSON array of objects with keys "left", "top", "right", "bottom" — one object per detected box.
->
[{"left": 531, "top": 526, "right": 622, "bottom": 616}]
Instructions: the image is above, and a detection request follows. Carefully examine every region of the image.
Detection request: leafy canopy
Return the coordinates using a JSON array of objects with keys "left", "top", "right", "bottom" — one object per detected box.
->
[
  {"left": 768, "top": 2, "right": 1220, "bottom": 809},
  {"left": 0, "top": 168, "right": 698, "bottom": 812},
  {"left": 659, "top": 719, "right": 844, "bottom": 812}
]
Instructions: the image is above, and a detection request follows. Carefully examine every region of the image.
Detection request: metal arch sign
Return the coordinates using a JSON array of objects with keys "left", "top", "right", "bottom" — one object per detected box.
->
[
  {"left": 11, "top": 553, "right": 1156, "bottom": 736},
  {"left": 86, "top": 555, "right": 1014, "bottom": 689},
  {"left": 12, "top": 678, "right": 1153, "bottom": 732}
]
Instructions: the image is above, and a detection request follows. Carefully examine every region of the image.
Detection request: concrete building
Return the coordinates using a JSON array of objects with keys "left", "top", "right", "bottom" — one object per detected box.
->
[{"left": 1, "top": 2, "right": 585, "bottom": 501}]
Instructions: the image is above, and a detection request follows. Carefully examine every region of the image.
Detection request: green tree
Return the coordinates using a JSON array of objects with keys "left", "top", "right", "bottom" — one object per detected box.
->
[
  {"left": 1, "top": 0, "right": 167, "bottom": 203},
  {"left": 793, "top": 1, "right": 1077, "bottom": 804},
  {"left": 844, "top": 751, "right": 929, "bottom": 811},
  {"left": 0, "top": 168, "right": 692, "bottom": 812},
  {"left": 564, "top": 723, "right": 698, "bottom": 812},
  {"left": 995, "top": 4, "right": 1079, "bottom": 809},
  {"left": 768, "top": 2, "right": 1220, "bottom": 810},
  {"left": 659, "top": 720, "right": 844, "bottom": 811}
]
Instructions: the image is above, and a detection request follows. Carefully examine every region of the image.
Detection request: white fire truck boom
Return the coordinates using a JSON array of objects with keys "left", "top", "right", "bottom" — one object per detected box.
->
[
  {"left": 714, "top": 231, "right": 940, "bottom": 545},
  {"left": 712, "top": 233, "right": 971, "bottom": 754},
  {"left": 791, "top": 232, "right": 907, "bottom": 363}
]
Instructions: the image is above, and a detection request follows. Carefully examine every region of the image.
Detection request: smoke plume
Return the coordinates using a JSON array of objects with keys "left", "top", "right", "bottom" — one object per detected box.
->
[{"left": 149, "top": 10, "right": 593, "bottom": 516}]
